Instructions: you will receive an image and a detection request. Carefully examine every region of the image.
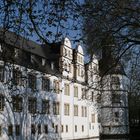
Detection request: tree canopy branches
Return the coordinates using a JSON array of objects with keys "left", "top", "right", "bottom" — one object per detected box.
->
[
  {"left": 0, "top": 0, "right": 83, "bottom": 43},
  {"left": 82, "top": 0, "right": 140, "bottom": 59}
]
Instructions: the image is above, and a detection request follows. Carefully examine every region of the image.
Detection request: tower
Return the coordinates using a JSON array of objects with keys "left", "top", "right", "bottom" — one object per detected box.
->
[{"left": 99, "top": 45, "right": 129, "bottom": 139}]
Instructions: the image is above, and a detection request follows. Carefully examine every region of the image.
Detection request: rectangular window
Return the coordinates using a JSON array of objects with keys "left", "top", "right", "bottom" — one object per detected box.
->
[
  {"left": 111, "top": 76, "right": 120, "bottom": 85},
  {"left": 0, "top": 66, "right": 4, "bottom": 82},
  {"left": 15, "top": 125, "right": 20, "bottom": 136},
  {"left": 114, "top": 112, "right": 119, "bottom": 122},
  {"left": 114, "top": 111, "right": 119, "bottom": 122},
  {"left": 77, "top": 66, "right": 80, "bottom": 76},
  {"left": 112, "top": 94, "right": 121, "bottom": 103},
  {"left": 64, "top": 104, "right": 70, "bottom": 116},
  {"left": 82, "top": 106, "right": 84, "bottom": 117},
  {"left": 0, "top": 95, "right": 4, "bottom": 111},
  {"left": 28, "top": 74, "right": 36, "bottom": 89},
  {"left": 53, "top": 80, "right": 59, "bottom": 93},
  {"left": 85, "top": 107, "right": 87, "bottom": 117},
  {"left": 82, "top": 125, "right": 84, "bottom": 132},
  {"left": 64, "top": 84, "right": 70, "bottom": 95},
  {"left": 14, "top": 48, "right": 20, "bottom": 58},
  {"left": 13, "top": 69, "right": 22, "bottom": 85},
  {"left": 8, "top": 125, "right": 13, "bottom": 136},
  {"left": 42, "top": 100, "right": 49, "bottom": 114},
  {"left": 74, "top": 86, "right": 78, "bottom": 97},
  {"left": 31, "top": 124, "right": 36, "bottom": 135},
  {"left": 61, "top": 125, "right": 63, "bottom": 132},
  {"left": 44, "top": 125, "right": 48, "bottom": 134},
  {"left": 42, "top": 58, "right": 46, "bottom": 66},
  {"left": 91, "top": 92, "right": 94, "bottom": 101},
  {"left": 0, "top": 126, "right": 1, "bottom": 136},
  {"left": 42, "top": 77, "right": 50, "bottom": 91},
  {"left": 75, "top": 125, "right": 77, "bottom": 132},
  {"left": 12, "top": 96, "right": 22, "bottom": 112},
  {"left": 66, "top": 125, "right": 68, "bottom": 132},
  {"left": 81, "top": 106, "right": 87, "bottom": 117},
  {"left": 111, "top": 76, "right": 120, "bottom": 89},
  {"left": 38, "top": 124, "right": 41, "bottom": 134},
  {"left": 52, "top": 123, "right": 54, "bottom": 128},
  {"left": 69, "top": 64, "right": 71, "bottom": 73},
  {"left": 53, "top": 102, "right": 59, "bottom": 115},
  {"left": 55, "top": 125, "right": 58, "bottom": 133},
  {"left": 28, "top": 98, "right": 37, "bottom": 114},
  {"left": 74, "top": 105, "right": 78, "bottom": 116},
  {"left": 81, "top": 88, "right": 86, "bottom": 99},
  {"left": 91, "top": 114, "right": 95, "bottom": 123},
  {"left": 98, "top": 115, "right": 101, "bottom": 123}
]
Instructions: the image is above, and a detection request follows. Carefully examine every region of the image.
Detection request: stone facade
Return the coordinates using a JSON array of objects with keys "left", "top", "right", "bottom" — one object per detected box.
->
[{"left": 0, "top": 31, "right": 129, "bottom": 140}]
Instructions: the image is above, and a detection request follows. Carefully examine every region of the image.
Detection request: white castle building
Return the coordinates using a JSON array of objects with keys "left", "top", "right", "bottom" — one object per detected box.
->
[{"left": 0, "top": 30, "right": 129, "bottom": 140}]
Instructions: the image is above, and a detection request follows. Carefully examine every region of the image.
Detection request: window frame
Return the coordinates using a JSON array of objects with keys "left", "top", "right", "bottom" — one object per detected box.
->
[
  {"left": 74, "top": 105, "right": 78, "bottom": 116},
  {"left": 64, "top": 83, "right": 70, "bottom": 96},
  {"left": 42, "top": 77, "right": 50, "bottom": 91},
  {"left": 0, "top": 66, "right": 4, "bottom": 82},
  {"left": 12, "top": 96, "right": 22, "bottom": 112},
  {"left": 53, "top": 102, "right": 60, "bottom": 115},
  {"left": 8, "top": 125, "right": 13, "bottom": 136},
  {"left": 91, "top": 114, "right": 95, "bottom": 123},
  {"left": 74, "top": 86, "right": 78, "bottom": 97},
  {"left": 0, "top": 95, "right": 4, "bottom": 111},
  {"left": 64, "top": 103, "right": 70, "bottom": 116},
  {"left": 53, "top": 80, "right": 59, "bottom": 94},
  {"left": 28, "top": 97, "right": 37, "bottom": 114},
  {"left": 28, "top": 74, "right": 36, "bottom": 89},
  {"left": 42, "top": 100, "right": 49, "bottom": 114},
  {"left": 31, "top": 124, "right": 36, "bottom": 135},
  {"left": 13, "top": 69, "right": 22, "bottom": 85},
  {"left": 15, "top": 124, "right": 20, "bottom": 136}
]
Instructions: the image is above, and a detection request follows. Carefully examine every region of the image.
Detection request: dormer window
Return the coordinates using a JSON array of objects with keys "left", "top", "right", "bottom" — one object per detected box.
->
[
  {"left": 51, "top": 62, "right": 54, "bottom": 70},
  {"left": 81, "top": 69, "right": 84, "bottom": 78},
  {"left": 42, "top": 58, "right": 46, "bottom": 66},
  {"left": 68, "top": 50, "right": 71, "bottom": 58},
  {"left": 77, "top": 66, "right": 80, "bottom": 76},
  {"left": 14, "top": 48, "right": 19, "bottom": 58},
  {"left": 0, "top": 44, "right": 2, "bottom": 52},
  {"left": 31, "top": 54, "right": 35, "bottom": 64},
  {"left": 64, "top": 48, "right": 67, "bottom": 56}
]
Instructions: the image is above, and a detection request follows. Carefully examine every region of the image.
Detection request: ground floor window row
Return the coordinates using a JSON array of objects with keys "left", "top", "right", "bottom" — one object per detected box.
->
[
  {"left": 0, "top": 95, "right": 90, "bottom": 117},
  {"left": 0, "top": 124, "right": 49, "bottom": 136},
  {"left": 0, "top": 124, "right": 95, "bottom": 136}
]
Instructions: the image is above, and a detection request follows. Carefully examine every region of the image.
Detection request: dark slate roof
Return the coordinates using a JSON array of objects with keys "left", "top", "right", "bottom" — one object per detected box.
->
[
  {"left": 0, "top": 28, "right": 61, "bottom": 75},
  {"left": 99, "top": 59, "right": 126, "bottom": 76},
  {"left": 0, "top": 28, "right": 50, "bottom": 58},
  {"left": 107, "top": 62, "right": 126, "bottom": 75}
]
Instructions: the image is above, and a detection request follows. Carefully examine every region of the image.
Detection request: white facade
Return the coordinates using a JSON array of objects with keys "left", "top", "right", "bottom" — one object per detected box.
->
[{"left": 0, "top": 36, "right": 129, "bottom": 140}]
